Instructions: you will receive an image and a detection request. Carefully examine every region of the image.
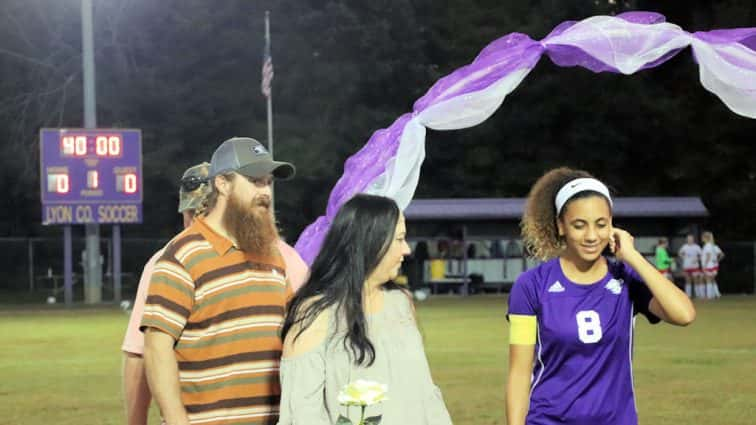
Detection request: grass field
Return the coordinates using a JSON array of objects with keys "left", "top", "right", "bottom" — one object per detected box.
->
[{"left": 1, "top": 295, "right": 755, "bottom": 425}]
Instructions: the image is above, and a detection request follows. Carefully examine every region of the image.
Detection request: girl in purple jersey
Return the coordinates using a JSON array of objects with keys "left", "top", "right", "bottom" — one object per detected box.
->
[{"left": 506, "top": 167, "right": 696, "bottom": 425}]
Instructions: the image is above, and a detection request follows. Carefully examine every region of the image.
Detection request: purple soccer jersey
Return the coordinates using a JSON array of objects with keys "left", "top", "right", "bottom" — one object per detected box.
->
[{"left": 508, "top": 257, "right": 659, "bottom": 425}]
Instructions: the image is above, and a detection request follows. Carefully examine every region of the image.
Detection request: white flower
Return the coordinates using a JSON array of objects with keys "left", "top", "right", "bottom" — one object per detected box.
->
[{"left": 337, "top": 379, "right": 389, "bottom": 406}]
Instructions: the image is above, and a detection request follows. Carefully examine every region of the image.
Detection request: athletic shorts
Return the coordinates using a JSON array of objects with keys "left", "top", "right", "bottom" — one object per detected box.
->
[{"left": 684, "top": 268, "right": 702, "bottom": 276}]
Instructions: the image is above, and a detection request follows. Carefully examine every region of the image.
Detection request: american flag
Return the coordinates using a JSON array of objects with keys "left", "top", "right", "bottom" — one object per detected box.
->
[{"left": 261, "top": 35, "right": 273, "bottom": 98}]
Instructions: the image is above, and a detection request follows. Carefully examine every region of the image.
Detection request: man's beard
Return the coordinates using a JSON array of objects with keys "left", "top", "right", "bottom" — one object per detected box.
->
[{"left": 223, "top": 192, "right": 279, "bottom": 255}]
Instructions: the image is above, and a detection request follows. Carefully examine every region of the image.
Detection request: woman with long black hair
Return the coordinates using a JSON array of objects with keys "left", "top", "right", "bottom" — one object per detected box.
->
[{"left": 276, "top": 194, "right": 452, "bottom": 425}]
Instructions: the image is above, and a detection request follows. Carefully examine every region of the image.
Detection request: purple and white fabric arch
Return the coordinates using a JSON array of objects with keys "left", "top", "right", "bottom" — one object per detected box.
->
[{"left": 295, "top": 11, "right": 756, "bottom": 264}]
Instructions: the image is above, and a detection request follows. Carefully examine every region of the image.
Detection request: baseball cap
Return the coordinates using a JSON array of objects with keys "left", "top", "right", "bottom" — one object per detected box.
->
[
  {"left": 209, "top": 137, "right": 295, "bottom": 180},
  {"left": 178, "top": 162, "right": 211, "bottom": 213}
]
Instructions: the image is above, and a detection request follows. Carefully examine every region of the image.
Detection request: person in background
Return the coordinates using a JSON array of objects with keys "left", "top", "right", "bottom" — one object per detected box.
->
[
  {"left": 701, "top": 231, "right": 724, "bottom": 299},
  {"left": 678, "top": 234, "right": 704, "bottom": 299},
  {"left": 655, "top": 237, "right": 673, "bottom": 281},
  {"left": 121, "top": 162, "right": 212, "bottom": 425}
]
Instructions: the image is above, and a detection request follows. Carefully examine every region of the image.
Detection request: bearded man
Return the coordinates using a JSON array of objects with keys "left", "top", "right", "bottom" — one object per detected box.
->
[{"left": 141, "top": 137, "right": 297, "bottom": 425}]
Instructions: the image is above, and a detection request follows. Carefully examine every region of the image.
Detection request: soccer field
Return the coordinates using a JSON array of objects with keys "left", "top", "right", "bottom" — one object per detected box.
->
[{"left": 1, "top": 295, "right": 755, "bottom": 425}]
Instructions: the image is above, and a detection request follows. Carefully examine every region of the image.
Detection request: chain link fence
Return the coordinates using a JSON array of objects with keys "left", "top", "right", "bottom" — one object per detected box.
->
[
  {"left": 0, "top": 237, "right": 168, "bottom": 303},
  {"left": 0, "top": 237, "right": 753, "bottom": 303}
]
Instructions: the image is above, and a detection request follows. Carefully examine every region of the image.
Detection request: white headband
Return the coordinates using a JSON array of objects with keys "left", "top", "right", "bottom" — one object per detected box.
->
[{"left": 555, "top": 178, "right": 613, "bottom": 215}]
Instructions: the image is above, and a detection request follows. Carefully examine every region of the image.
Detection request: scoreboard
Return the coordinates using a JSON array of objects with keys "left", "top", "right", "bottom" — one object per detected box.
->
[{"left": 40, "top": 128, "right": 142, "bottom": 225}]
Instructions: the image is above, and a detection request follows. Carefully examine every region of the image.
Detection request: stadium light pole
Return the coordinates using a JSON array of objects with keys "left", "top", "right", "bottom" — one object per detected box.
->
[{"left": 81, "top": 0, "right": 102, "bottom": 304}]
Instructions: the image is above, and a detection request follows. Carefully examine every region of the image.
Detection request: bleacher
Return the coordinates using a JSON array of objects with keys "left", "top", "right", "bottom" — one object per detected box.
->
[{"left": 404, "top": 197, "right": 711, "bottom": 295}]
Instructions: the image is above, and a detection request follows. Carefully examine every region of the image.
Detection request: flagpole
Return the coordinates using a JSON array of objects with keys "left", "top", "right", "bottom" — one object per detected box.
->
[
  {"left": 265, "top": 11, "right": 273, "bottom": 158},
  {"left": 264, "top": 11, "right": 275, "bottom": 201}
]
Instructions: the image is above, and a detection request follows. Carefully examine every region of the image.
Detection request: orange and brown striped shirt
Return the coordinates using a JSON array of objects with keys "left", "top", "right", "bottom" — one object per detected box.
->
[{"left": 141, "top": 217, "right": 290, "bottom": 425}]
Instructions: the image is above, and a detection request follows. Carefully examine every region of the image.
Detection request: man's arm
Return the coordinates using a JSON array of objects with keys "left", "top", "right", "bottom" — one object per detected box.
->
[
  {"left": 121, "top": 249, "right": 163, "bottom": 425},
  {"left": 122, "top": 250, "right": 164, "bottom": 424},
  {"left": 277, "top": 239, "right": 310, "bottom": 292},
  {"left": 144, "top": 328, "right": 189, "bottom": 425},
  {"left": 123, "top": 352, "right": 152, "bottom": 425}
]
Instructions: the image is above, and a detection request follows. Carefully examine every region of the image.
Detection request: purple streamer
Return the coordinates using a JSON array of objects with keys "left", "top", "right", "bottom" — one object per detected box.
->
[
  {"left": 543, "top": 12, "right": 682, "bottom": 73},
  {"left": 295, "top": 11, "right": 756, "bottom": 265},
  {"left": 545, "top": 44, "right": 684, "bottom": 74},
  {"left": 325, "top": 113, "right": 413, "bottom": 217},
  {"left": 414, "top": 33, "right": 543, "bottom": 111},
  {"left": 615, "top": 11, "right": 667, "bottom": 25},
  {"left": 692, "top": 29, "right": 756, "bottom": 71},
  {"left": 296, "top": 34, "right": 544, "bottom": 263},
  {"left": 693, "top": 28, "right": 756, "bottom": 48}
]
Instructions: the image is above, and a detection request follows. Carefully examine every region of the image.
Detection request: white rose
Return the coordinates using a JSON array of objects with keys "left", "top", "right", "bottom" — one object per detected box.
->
[{"left": 337, "top": 379, "right": 389, "bottom": 406}]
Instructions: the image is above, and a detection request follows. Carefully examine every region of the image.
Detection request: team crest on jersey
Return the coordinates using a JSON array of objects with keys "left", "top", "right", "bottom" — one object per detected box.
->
[
  {"left": 605, "top": 278, "right": 623, "bottom": 295},
  {"left": 548, "top": 281, "right": 565, "bottom": 293}
]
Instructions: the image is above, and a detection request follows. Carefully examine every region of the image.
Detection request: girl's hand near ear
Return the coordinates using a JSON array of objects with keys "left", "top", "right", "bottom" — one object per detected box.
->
[{"left": 609, "top": 227, "right": 640, "bottom": 263}]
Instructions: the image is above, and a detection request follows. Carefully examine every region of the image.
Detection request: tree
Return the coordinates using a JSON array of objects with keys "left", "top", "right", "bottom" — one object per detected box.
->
[{"left": 0, "top": 0, "right": 754, "bottom": 241}]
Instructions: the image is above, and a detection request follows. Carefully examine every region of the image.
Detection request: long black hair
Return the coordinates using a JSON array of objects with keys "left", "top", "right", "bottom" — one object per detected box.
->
[{"left": 282, "top": 194, "right": 403, "bottom": 366}]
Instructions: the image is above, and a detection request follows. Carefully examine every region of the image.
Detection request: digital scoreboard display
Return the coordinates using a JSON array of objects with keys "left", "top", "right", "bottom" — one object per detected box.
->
[{"left": 40, "top": 128, "right": 142, "bottom": 225}]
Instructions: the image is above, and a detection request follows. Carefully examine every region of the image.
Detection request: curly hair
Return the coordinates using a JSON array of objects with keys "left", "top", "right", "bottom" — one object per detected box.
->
[{"left": 521, "top": 167, "right": 608, "bottom": 260}]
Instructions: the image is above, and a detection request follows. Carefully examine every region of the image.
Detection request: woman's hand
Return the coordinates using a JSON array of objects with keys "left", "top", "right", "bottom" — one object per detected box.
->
[
  {"left": 609, "top": 227, "right": 641, "bottom": 263},
  {"left": 609, "top": 226, "right": 697, "bottom": 326}
]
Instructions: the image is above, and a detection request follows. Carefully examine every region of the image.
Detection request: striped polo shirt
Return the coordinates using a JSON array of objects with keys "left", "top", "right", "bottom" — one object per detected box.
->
[{"left": 141, "top": 217, "right": 290, "bottom": 425}]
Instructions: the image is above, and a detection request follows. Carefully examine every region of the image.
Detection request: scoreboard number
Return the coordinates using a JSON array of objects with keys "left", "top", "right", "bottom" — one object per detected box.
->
[
  {"left": 116, "top": 173, "right": 138, "bottom": 194},
  {"left": 47, "top": 173, "right": 70, "bottom": 194},
  {"left": 61, "top": 134, "right": 122, "bottom": 158}
]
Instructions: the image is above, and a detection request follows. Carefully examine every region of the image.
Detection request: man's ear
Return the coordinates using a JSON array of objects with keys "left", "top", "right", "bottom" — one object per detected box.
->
[{"left": 215, "top": 174, "right": 231, "bottom": 197}]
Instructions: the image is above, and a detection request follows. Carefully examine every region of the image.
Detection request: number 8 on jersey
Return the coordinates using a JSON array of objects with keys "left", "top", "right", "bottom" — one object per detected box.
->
[{"left": 576, "top": 310, "right": 603, "bottom": 343}]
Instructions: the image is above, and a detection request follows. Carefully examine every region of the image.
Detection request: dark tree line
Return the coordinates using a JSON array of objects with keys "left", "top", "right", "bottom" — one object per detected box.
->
[{"left": 0, "top": 0, "right": 754, "bottom": 242}]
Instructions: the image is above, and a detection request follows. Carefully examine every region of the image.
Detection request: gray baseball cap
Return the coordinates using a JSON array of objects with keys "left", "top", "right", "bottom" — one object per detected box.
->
[{"left": 209, "top": 137, "right": 295, "bottom": 180}]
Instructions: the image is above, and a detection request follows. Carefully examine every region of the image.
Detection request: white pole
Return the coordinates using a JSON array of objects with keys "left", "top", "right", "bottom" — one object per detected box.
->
[
  {"left": 265, "top": 11, "right": 275, "bottom": 203},
  {"left": 265, "top": 11, "right": 273, "bottom": 158}
]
